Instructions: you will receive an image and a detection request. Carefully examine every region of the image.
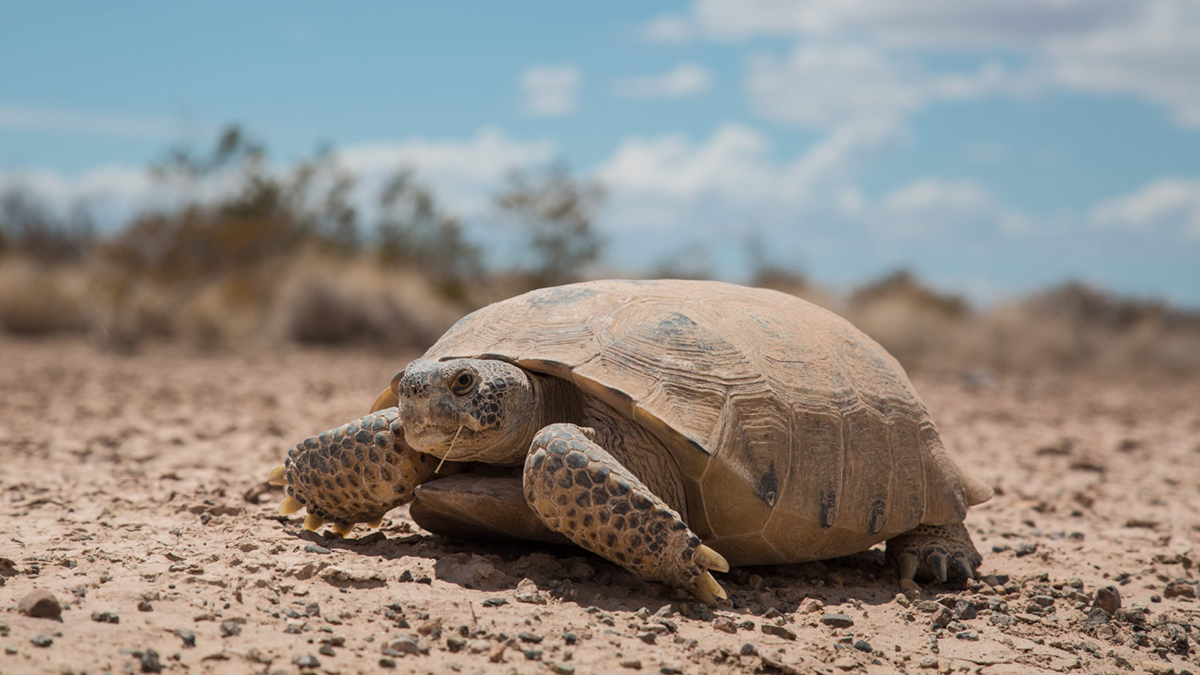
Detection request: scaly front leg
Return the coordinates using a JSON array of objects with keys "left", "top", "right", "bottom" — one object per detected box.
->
[
  {"left": 522, "top": 423, "right": 730, "bottom": 605},
  {"left": 268, "top": 407, "right": 442, "bottom": 536}
]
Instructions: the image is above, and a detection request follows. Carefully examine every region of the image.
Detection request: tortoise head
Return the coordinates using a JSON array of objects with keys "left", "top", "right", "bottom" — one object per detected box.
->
[{"left": 395, "top": 358, "right": 538, "bottom": 466}]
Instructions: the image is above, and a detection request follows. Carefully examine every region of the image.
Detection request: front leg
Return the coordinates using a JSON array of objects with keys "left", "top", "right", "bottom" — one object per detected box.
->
[
  {"left": 268, "top": 407, "right": 443, "bottom": 535},
  {"left": 523, "top": 423, "right": 730, "bottom": 605}
]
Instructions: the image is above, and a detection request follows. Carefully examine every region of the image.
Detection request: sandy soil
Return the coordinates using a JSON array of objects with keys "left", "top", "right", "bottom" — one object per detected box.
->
[{"left": 2, "top": 337, "right": 1199, "bottom": 675}]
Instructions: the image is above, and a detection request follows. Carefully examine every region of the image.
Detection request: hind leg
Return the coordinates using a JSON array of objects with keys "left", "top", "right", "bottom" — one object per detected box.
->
[
  {"left": 523, "top": 423, "right": 730, "bottom": 605},
  {"left": 886, "top": 522, "right": 982, "bottom": 585}
]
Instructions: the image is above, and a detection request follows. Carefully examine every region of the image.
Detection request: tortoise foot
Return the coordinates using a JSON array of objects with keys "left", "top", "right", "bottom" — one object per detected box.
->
[
  {"left": 523, "top": 423, "right": 730, "bottom": 606},
  {"left": 886, "top": 522, "right": 982, "bottom": 585},
  {"left": 272, "top": 408, "right": 440, "bottom": 535}
]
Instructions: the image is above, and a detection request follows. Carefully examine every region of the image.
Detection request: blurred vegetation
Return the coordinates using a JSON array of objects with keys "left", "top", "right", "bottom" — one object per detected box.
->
[{"left": 2, "top": 125, "right": 1198, "bottom": 373}]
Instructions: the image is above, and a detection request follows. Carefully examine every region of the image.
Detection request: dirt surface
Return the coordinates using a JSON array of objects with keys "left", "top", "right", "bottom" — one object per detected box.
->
[{"left": 3, "top": 338, "right": 1200, "bottom": 675}]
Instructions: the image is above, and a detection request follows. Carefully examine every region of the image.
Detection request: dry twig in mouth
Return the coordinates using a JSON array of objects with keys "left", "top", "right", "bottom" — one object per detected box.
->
[{"left": 436, "top": 424, "right": 464, "bottom": 473}]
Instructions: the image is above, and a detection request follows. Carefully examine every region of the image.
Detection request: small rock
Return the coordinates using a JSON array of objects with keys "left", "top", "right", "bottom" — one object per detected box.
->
[
  {"left": 4, "top": 645, "right": 16, "bottom": 655},
  {"left": 761, "top": 624, "right": 796, "bottom": 640},
  {"left": 853, "top": 640, "right": 872, "bottom": 652},
  {"left": 305, "top": 602, "right": 320, "bottom": 617},
  {"left": 1140, "top": 661, "right": 1174, "bottom": 675},
  {"left": 931, "top": 607, "right": 954, "bottom": 629},
  {"left": 637, "top": 631, "right": 656, "bottom": 644},
  {"left": 562, "top": 632, "right": 577, "bottom": 645},
  {"left": 1083, "top": 608, "right": 1111, "bottom": 629},
  {"left": 1030, "top": 595, "right": 1055, "bottom": 608},
  {"left": 446, "top": 636, "right": 466, "bottom": 653},
  {"left": 820, "top": 613, "right": 854, "bottom": 628},
  {"left": 30, "top": 634, "right": 53, "bottom": 648},
  {"left": 304, "top": 544, "right": 331, "bottom": 555},
  {"left": 620, "top": 659, "right": 642, "bottom": 669},
  {"left": 141, "top": 649, "right": 163, "bottom": 673},
  {"left": 953, "top": 600, "right": 976, "bottom": 620},
  {"left": 514, "top": 578, "right": 547, "bottom": 605},
  {"left": 386, "top": 636, "right": 420, "bottom": 655},
  {"left": 319, "top": 644, "right": 336, "bottom": 656},
  {"left": 482, "top": 597, "right": 508, "bottom": 608},
  {"left": 1164, "top": 580, "right": 1196, "bottom": 599},
  {"left": 379, "top": 657, "right": 396, "bottom": 668},
  {"left": 919, "top": 656, "right": 938, "bottom": 669},
  {"left": 1014, "top": 542, "right": 1038, "bottom": 557},
  {"left": 18, "top": 591, "right": 61, "bottom": 620},
  {"left": 550, "top": 664, "right": 575, "bottom": 675},
  {"left": 1093, "top": 586, "right": 1121, "bottom": 614},
  {"left": 137, "top": 600, "right": 153, "bottom": 612},
  {"left": 91, "top": 611, "right": 120, "bottom": 624},
  {"left": 894, "top": 592, "right": 911, "bottom": 608},
  {"left": 220, "top": 620, "right": 241, "bottom": 637},
  {"left": 712, "top": 617, "right": 737, "bottom": 634},
  {"left": 917, "top": 600, "right": 940, "bottom": 613},
  {"left": 173, "top": 629, "right": 197, "bottom": 648},
  {"left": 518, "top": 631, "right": 543, "bottom": 643},
  {"left": 295, "top": 654, "right": 321, "bottom": 669},
  {"left": 739, "top": 643, "right": 758, "bottom": 656},
  {"left": 798, "top": 598, "right": 824, "bottom": 614},
  {"left": 955, "top": 630, "right": 979, "bottom": 641}
]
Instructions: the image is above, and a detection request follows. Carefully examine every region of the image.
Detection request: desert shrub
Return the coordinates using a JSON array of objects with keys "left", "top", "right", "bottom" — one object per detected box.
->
[{"left": 0, "top": 259, "right": 90, "bottom": 335}]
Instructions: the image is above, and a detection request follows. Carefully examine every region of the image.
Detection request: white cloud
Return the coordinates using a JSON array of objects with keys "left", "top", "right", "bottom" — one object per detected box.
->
[
  {"left": 747, "top": 42, "right": 1027, "bottom": 129},
  {"left": 1090, "top": 176, "right": 1200, "bottom": 239},
  {"left": 615, "top": 63, "right": 713, "bottom": 99},
  {"left": 519, "top": 64, "right": 581, "bottom": 117},
  {"left": 647, "top": 0, "right": 1200, "bottom": 129},
  {"left": 595, "top": 120, "right": 901, "bottom": 230},
  {"left": 340, "top": 128, "right": 555, "bottom": 216},
  {"left": 0, "top": 104, "right": 183, "bottom": 139},
  {"left": 877, "top": 177, "right": 1023, "bottom": 237},
  {"left": 963, "top": 141, "right": 1008, "bottom": 164},
  {"left": 638, "top": 13, "right": 693, "bottom": 43}
]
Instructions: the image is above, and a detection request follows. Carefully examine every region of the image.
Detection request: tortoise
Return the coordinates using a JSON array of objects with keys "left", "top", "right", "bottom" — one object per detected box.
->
[{"left": 268, "top": 279, "right": 993, "bottom": 604}]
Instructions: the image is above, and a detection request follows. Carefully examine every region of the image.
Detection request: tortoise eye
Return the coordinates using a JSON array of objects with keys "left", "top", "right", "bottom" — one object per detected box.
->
[{"left": 450, "top": 371, "right": 477, "bottom": 396}]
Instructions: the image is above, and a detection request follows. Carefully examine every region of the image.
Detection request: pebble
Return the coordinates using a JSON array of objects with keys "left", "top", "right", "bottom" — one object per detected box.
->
[
  {"left": 137, "top": 600, "right": 153, "bottom": 612},
  {"left": 563, "top": 632, "right": 578, "bottom": 645},
  {"left": 1029, "top": 595, "right": 1056, "bottom": 608},
  {"left": 894, "top": 592, "right": 911, "bottom": 608},
  {"left": 141, "top": 649, "right": 163, "bottom": 673},
  {"left": 820, "top": 613, "right": 854, "bottom": 628},
  {"left": 1164, "top": 580, "right": 1196, "bottom": 599},
  {"left": 620, "top": 659, "right": 642, "bottom": 669},
  {"left": 550, "top": 664, "right": 575, "bottom": 675},
  {"left": 173, "top": 629, "right": 197, "bottom": 648},
  {"left": 91, "top": 611, "right": 120, "bottom": 624},
  {"left": 931, "top": 607, "right": 954, "bottom": 629},
  {"left": 798, "top": 598, "right": 824, "bottom": 614},
  {"left": 386, "top": 636, "right": 420, "bottom": 655},
  {"left": 1140, "top": 662, "right": 1174, "bottom": 675},
  {"left": 30, "top": 634, "right": 53, "bottom": 648},
  {"left": 761, "top": 624, "right": 796, "bottom": 641},
  {"left": 4, "top": 645, "right": 16, "bottom": 655},
  {"left": 482, "top": 597, "right": 508, "bottom": 607},
  {"left": 637, "top": 632, "right": 657, "bottom": 644},
  {"left": 514, "top": 578, "right": 547, "bottom": 605},
  {"left": 294, "top": 654, "right": 321, "bottom": 668},
  {"left": 919, "top": 656, "right": 938, "bottom": 669},
  {"left": 1083, "top": 608, "right": 1111, "bottom": 628},
  {"left": 220, "top": 620, "right": 241, "bottom": 637},
  {"left": 953, "top": 600, "right": 976, "bottom": 620},
  {"left": 379, "top": 657, "right": 396, "bottom": 668},
  {"left": 304, "top": 544, "right": 331, "bottom": 555},
  {"left": 445, "top": 636, "right": 466, "bottom": 653},
  {"left": 853, "top": 640, "right": 872, "bottom": 652},
  {"left": 739, "top": 643, "right": 757, "bottom": 656},
  {"left": 18, "top": 591, "right": 61, "bottom": 620},
  {"left": 955, "top": 630, "right": 979, "bottom": 641},
  {"left": 1014, "top": 542, "right": 1038, "bottom": 557},
  {"left": 712, "top": 617, "right": 737, "bottom": 634},
  {"left": 518, "top": 631, "right": 543, "bottom": 643},
  {"left": 318, "top": 645, "right": 335, "bottom": 657}
]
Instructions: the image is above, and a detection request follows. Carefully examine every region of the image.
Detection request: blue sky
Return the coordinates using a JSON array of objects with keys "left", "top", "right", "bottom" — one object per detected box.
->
[{"left": 3, "top": 1, "right": 1199, "bottom": 306}]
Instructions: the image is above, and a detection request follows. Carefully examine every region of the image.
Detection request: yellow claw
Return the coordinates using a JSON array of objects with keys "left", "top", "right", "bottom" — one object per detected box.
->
[
  {"left": 690, "top": 571, "right": 728, "bottom": 606},
  {"left": 304, "top": 514, "right": 325, "bottom": 531},
  {"left": 267, "top": 465, "right": 288, "bottom": 486},
  {"left": 331, "top": 522, "right": 354, "bottom": 537},
  {"left": 899, "top": 578, "right": 921, "bottom": 591},
  {"left": 279, "top": 495, "right": 303, "bottom": 516},
  {"left": 696, "top": 544, "right": 730, "bottom": 573},
  {"left": 367, "top": 518, "right": 384, "bottom": 529}
]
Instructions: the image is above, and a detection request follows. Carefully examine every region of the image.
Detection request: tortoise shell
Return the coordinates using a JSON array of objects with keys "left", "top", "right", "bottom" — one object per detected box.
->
[{"left": 421, "top": 279, "right": 992, "bottom": 565}]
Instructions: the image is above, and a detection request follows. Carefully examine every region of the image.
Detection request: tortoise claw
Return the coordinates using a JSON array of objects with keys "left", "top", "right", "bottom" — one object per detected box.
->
[
  {"left": 279, "top": 495, "right": 303, "bottom": 516},
  {"left": 929, "top": 552, "right": 949, "bottom": 583},
  {"left": 267, "top": 465, "right": 288, "bottom": 486},
  {"left": 695, "top": 544, "right": 729, "bottom": 573},
  {"left": 690, "top": 571, "right": 728, "bottom": 606},
  {"left": 304, "top": 514, "right": 325, "bottom": 531},
  {"left": 331, "top": 522, "right": 354, "bottom": 537},
  {"left": 954, "top": 556, "right": 975, "bottom": 581}
]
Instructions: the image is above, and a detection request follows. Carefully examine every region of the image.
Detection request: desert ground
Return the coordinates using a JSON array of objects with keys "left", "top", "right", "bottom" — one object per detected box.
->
[{"left": 2, "top": 337, "right": 1199, "bottom": 675}]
